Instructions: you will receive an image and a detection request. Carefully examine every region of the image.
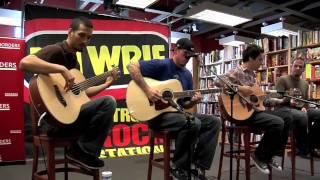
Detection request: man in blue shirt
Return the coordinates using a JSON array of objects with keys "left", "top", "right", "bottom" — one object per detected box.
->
[{"left": 127, "top": 38, "right": 221, "bottom": 180}]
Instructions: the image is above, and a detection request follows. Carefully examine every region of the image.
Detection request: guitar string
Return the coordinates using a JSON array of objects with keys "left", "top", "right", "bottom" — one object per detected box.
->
[{"left": 70, "top": 71, "right": 112, "bottom": 91}]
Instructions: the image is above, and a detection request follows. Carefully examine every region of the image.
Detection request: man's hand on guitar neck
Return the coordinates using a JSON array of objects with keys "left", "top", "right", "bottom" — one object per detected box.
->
[
  {"left": 146, "top": 88, "right": 162, "bottom": 102},
  {"left": 61, "top": 68, "right": 75, "bottom": 92}
]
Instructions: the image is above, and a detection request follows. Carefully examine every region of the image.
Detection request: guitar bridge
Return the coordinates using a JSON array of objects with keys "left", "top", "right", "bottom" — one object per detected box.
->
[{"left": 54, "top": 85, "right": 67, "bottom": 107}]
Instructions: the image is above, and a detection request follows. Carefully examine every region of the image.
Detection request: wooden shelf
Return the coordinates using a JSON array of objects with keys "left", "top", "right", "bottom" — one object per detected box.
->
[
  {"left": 200, "top": 75, "right": 215, "bottom": 79},
  {"left": 268, "top": 65, "right": 289, "bottom": 69},
  {"left": 265, "top": 49, "right": 288, "bottom": 55},
  {"left": 205, "top": 61, "right": 223, "bottom": 65},
  {"left": 307, "top": 60, "right": 320, "bottom": 65},
  {"left": 292, "top": 43, "right": 320, "bottom": 50},
  {"left": 309, "top": 79, "right": 320, "bottom": 84}
]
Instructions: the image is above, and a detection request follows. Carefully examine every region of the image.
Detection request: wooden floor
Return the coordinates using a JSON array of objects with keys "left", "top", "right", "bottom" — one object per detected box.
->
[{"left": 1, "top": 145, "right": 320, "bottom": 180}]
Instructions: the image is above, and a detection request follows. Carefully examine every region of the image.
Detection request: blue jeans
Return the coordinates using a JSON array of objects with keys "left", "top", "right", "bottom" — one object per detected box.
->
[{"left": 148, "top": 112, "right": 221, "bottom": 170}]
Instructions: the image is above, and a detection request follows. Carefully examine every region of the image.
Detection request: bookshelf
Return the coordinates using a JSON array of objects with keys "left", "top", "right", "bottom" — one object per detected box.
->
[
  {"left": 196, "top": 46, "right": 244, "bottom": 115},
  {"left": 255, "top": 29, "right": 320, "bottom": 100}
]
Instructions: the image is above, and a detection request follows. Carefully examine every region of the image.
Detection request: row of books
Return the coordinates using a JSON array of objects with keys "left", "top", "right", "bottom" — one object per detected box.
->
[
  {"left": 305, "top": 64, "right": 320, "bottom": 80},
  {"left": 292, "top": 30, "right": 320, "bottom": 48},
  {"left": 199, "top": 79, "right": 216, "bottom": 89},
  {"left": 267, "top": 53, "right": 288, "bottom": 67},
  {"left": 255, "top": 36, "right": 289, "bottom": 52},
  {"left": 310, "top": 84, "right": 320, "bottom": 100},
  {"left": 201, "top": 47, "right": 243, "bottom": 65},
  {"left": 197, "top": 103, "right": 220, "bottom": 115},
  {"left": 292, "top": 47, "right": 320, "bottom": 61}
]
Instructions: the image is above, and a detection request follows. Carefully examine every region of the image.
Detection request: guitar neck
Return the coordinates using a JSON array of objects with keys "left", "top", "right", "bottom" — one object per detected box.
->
[
  {"left": 77, "top": 71, "right": 111, "bottom": 91},
  {"left": 173, "top": 88, "right": 221, "bottom": 99}
]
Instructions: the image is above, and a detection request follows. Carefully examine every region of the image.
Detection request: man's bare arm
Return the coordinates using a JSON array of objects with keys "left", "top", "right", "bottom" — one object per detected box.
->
[
  {"left": 19, "top": 55, "right": 68, "bottom": 74},
  {"left": 127, "top": 62, "right": 150, "bottom": 92},
  {"left": 127, "top": 62, "right": 161, "bottom": 102}
]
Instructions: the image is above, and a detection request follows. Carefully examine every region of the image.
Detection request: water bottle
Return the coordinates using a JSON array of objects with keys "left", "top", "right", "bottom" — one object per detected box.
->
[{"left": 102, "top": 171, "right": 112, "bottom": 180}]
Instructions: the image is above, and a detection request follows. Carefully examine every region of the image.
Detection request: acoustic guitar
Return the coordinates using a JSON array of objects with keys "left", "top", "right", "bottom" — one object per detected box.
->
[
  {"left": 219, "top": 85, "right": 266, "bottom": 122},
  {"left": 126, "top": 77, "right": 221, "bottom": 121},
  {"left": 29, "top": 68, "right": 119, "bottom": 127}
]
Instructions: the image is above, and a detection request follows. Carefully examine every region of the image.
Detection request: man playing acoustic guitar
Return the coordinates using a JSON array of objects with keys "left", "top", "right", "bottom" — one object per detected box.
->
[
  {"left": 19, "top": 17, "right": 119, "bottom": 169},
  {"left": 215, "top": 44, "right": 287, "bottom": 175},
  {"left": 127, "top": 38, "right": 221, "bottom": 180},
  {"left": 275, "top": 57, "right": 320, "bottom": 157}
]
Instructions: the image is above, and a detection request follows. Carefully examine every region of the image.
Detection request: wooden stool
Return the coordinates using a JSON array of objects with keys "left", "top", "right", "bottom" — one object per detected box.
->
[
  {"left": 281, "top": 131, "right": 315, "bottom": 180},
  {"left": 147, "top": 130, "right": 177, "bottom": 180},
  {"left": 30, "top": 96, "right": 100, "bottom": 180},
  {"left": 217, "top": 119, "right": 272, "bottom": 180}
]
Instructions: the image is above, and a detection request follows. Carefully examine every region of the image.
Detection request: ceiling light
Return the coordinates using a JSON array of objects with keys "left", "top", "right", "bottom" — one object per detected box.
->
[
  {"left": 186, "top": 2, "right": 252, "bottom": 26},
  {"left": 261, "top": 22, "right": 302, "bottom": 37},
  {"left": 219, "top": 35, "right": 253, "bottom": 47},
  {"left": 113, "top": 0, "right": 158, "bottom": 9}
]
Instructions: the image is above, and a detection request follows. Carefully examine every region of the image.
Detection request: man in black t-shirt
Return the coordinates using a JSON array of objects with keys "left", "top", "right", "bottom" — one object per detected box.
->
[{"left": 20, "top": 17, "right": 118, "bottom": 169}]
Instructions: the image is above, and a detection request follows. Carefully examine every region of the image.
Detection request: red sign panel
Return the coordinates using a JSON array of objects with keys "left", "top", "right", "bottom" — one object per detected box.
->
[{"left": 0, "top": 37, "right": 25, "bottom": 163}]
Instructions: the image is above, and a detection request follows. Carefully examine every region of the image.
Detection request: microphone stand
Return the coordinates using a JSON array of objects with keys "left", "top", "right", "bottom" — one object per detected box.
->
[
  {"left": 200, "top": 59, "right": 238, "bottom": 180},
  {"left": 166, "top": 99, "right": 196, "bottom": 180}
]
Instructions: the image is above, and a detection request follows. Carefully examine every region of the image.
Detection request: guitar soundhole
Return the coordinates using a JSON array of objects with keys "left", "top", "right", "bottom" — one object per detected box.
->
[
  {"left": 162, "top": 90, "right": 173, "bottom": 101},
  {"left": 54, "top": 85, "right": 67, "bottom": 107},
  {"left": 71, "top": 84, "right": 80, "bottom": 95},
  {"left": 250, "top": 95, "right": 258, "bottom": 104}
]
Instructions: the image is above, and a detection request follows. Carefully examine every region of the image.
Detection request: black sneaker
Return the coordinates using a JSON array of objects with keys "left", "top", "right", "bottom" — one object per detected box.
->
[
  {"left": 269, "top": 158, "right": 282, "bottom": 171},
  {"left": 171, "top": 168, "right": 188, "bottom": 180},
  {"left": 66, "top": 143, "right": 104, "bottom": 169},
  {"left": 250, "top": 153, "right": 270, "bottom": 174},
  {"left": 190, "top": 169, "right": 208, "bottom": 180}
]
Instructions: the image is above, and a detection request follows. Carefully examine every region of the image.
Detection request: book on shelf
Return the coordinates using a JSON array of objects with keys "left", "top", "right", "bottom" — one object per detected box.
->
[
  {"left": 255, "top": 37, "right": 289, "bottom": 52},
  {"left": 293, "top": 30, "right": 320, "bottom": 47}
]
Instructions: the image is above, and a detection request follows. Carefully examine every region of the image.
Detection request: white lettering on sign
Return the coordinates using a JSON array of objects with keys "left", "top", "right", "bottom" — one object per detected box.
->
[
  {"left": 0, "top": 62, "right": 17, "bottom": 70},
  {"left": 0, "top": 139, "right": 11, "bottom": 146},
  {"left": 4, "top": 93, "right": 18, "bottom": 97},
  {"left": 0, "top": 42, "right": 20, "bottom": 49},
  {"left": 10, "top": 130, "right": 22, "bottom": 134},
  {"left": 0, "top": 104, "right": 10, "bottom": 111}
]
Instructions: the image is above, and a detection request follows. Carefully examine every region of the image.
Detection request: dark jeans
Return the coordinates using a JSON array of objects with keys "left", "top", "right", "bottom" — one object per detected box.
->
[
  {"left": 239, "top": 111, "right": 284, "bottom": 162},
  {"left": 275, "top": 106, "right": 309, "bottom": 154},
  {"left": 47, "top": 96, "right": 117, "bottom": 157},
  {"left": 307, "top": 109, "right": 320, "bottom": 149},
  {"left": 267, "top": 107, "right": 294, "bottom": 155},
  {"left": 148, "top": 112, "right": 221, "bottom": 170}
]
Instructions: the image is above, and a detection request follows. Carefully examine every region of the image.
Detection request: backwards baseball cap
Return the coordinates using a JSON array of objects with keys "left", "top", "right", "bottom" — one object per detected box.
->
[{"left": 176, "top": 38, "right": 199, "bottom": 58}]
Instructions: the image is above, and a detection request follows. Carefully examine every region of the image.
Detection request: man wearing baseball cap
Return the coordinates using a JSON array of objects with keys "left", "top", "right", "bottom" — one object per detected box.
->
[{"left": 127, "top": 38, "right": 221, "bottom": 180}]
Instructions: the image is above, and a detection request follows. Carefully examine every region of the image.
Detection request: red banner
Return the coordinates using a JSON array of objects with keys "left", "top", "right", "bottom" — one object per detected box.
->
[
  {"left": 0, "top": 37, "right": 25, "bottom": 163},
  {"left": 25, "top": 16, "right": 169, "bottom": 158}
]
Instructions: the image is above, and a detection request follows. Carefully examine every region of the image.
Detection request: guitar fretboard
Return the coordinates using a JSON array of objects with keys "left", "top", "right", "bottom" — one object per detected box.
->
[
  {"left": 173, "top": 88, "right": 221, "bottom": 98},
  {"left": 76, "top": 71, "right": 112, "bottom": 91}
]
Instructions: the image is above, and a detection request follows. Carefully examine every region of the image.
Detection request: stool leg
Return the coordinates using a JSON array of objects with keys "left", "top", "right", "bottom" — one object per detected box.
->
[
  {"left": 218, "top": 124, "right": 226, "bottom": 180},
  {"left": 163, "top": 135, "right": 171, "bottom": 180},
  {"left": 244, "top": 132, "right": 250, "bottom": 180},
  {"left": 46, "top": 144, "right": 56, "bottom": 180},
  {"left": 236, "top": 133, "right": 241, "bottom": 180},
  {"left": 291, "top": 134, "right": 296, "bottom": 180},
  {"left": 32, "top": 144, "right": 39, "bottom": 180},
  {"left": 64, "top": 147, "right": 68, "bottom": 180},
  {"left": 268, "top": 168, "right": 272, "bottom": 180},
  {"left": 310, "top": 150, "right": 314, "bottom": 176},
  {"left": 93, "top": 169, "right": 100, "bottom": 180},
  {"left": 147, "top": 133, "right": 155, "bottom": 180}
]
